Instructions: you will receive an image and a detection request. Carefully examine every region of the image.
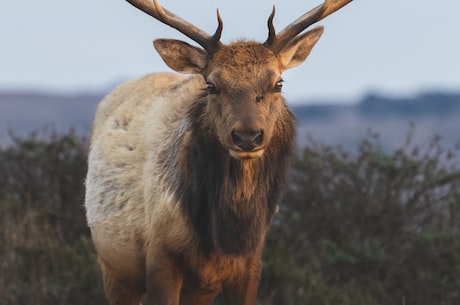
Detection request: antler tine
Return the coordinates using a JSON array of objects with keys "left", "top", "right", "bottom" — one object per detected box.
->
[
  {"left": 265, "top": 0, "right": 353, "bottom": 53},
  {"left": 264, "top": 6, "right": 276, "bottom": 47},
  {"left": 126, "top": 0, "right": 223, "bottom": 53}
]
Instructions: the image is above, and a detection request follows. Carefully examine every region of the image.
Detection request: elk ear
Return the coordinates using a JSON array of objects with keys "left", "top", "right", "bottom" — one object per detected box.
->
[
  {"left": 278, "top": 26, "right": 324, "bottom": 70},
  {"left": 154, "top": 39, "right": 207, "bottom": 74}
]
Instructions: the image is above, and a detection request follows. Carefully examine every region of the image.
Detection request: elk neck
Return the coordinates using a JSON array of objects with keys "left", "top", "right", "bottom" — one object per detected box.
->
[{"left": 176, "top": 96, "right": 296, "bottom": 256}]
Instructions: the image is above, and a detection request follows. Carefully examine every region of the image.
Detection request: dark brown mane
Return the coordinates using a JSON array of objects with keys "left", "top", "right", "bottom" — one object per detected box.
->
[{"left": 178, "top": 97, "right": 296, "bottom": 255}]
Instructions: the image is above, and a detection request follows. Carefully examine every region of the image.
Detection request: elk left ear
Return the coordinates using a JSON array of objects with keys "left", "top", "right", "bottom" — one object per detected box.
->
[
  {"left": 154, "top": 39, "right": 208, "bottom": 74},
  {"left": 278, "top": 26, "right": 324, "bottom": 70}
]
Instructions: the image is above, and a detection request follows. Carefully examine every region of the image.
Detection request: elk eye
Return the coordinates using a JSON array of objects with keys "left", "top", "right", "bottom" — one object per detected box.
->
[
  {"left": 274, "top": 80, "right": 284, "bottom": 92},
  {"left": 206, "top": 82, "right": 218, "bottom": 94}
]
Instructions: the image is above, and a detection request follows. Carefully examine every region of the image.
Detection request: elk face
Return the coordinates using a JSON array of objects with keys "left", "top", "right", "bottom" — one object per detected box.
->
[
  {"left": 154, "top": 26, "right": 323, "bottom": 159},
  {"left": 203, "top": 43, "right": 283, "bottom": 159}
]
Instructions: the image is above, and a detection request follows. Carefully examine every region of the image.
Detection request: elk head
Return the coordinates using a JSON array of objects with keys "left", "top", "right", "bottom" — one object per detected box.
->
[{"left": 126, "top": 0, "right": 353, "bottom": 159}]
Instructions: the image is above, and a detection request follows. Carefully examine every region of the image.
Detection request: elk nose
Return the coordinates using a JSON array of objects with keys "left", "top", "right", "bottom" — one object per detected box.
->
[{"left": 231, "top": 130, "right": 264, "bottom": 152}]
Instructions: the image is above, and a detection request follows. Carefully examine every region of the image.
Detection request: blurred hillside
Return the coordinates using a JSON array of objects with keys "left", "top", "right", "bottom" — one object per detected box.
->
[
  {"left": 0, "top": 92, "right": 101, "bottom": 146},
  {"left": 1, "top": 90, "right": 459, "bottom": 149},
  {"left": 293, "top": 92, "right": 460, "bottom": 149}
]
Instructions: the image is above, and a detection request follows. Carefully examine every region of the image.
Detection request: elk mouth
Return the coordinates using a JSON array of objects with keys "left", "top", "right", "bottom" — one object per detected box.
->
[{"left": 229, "top": 148, "right": 265, "bottom": 160}]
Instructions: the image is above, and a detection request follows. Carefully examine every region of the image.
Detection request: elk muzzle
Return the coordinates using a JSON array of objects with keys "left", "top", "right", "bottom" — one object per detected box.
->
[{"left": 229, "top": 128, "right": 265, "bottom": 159}]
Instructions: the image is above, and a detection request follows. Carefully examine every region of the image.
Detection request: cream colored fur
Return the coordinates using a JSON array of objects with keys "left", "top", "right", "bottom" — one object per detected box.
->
[{"left": 85, "top": 73, "right": 205, "bottom": 276}]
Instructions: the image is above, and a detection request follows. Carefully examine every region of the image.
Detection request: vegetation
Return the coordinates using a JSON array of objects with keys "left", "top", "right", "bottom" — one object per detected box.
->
[
  {"left": 1, "top": 129, "right": 459, "bottom": 305},
  {"left": 0, "top": 130, "right": 105, "bottom": 305},
  {"left": 261, "top": 130, "right": 460, "bottom": 305}
]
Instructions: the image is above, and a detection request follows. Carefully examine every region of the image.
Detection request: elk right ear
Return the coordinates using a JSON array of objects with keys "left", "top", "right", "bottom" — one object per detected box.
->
[{"left": 154, "top": 39, "right": 208, "bottom": 74}]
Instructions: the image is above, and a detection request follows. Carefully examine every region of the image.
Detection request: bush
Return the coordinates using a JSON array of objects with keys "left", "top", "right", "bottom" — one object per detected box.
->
[
  {"left": 1, "top": 129, "right": 460, "bottom": 305},
  {"left": 260, "top": 131, "right": 460, "bottom": 305},
  {"left": 0, "top": 130, "right": 106, "bottom": 305}
]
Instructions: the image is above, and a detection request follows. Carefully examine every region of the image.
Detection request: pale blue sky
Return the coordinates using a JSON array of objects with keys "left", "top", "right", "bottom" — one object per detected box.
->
[{"left": 1, "top": 0, "right": 459, "bottom": 104}]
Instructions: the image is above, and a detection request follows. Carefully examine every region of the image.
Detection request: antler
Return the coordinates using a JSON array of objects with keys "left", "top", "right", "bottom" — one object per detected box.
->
[
  {"left": 126, "top": 0, "right": 223, "bottom": 53},
  {"left": 264, "top": 0, "right": 353, "bottom": 53}
]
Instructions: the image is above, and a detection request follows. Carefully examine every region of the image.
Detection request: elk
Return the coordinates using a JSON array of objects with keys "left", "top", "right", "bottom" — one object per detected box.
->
[{"left": 85, "top": 0, "right": 352, "bottom": 304}]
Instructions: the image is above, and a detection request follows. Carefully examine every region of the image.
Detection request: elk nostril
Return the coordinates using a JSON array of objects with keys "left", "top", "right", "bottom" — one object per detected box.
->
[
  {"left": 251, "top": 130, "right": 263, "bottom": 146},
  {"left": 232, "top": 130, "right": 244, "bottom": 147},
  {"left": 231, "top": 130, "right": 264, "bottom": 151}
]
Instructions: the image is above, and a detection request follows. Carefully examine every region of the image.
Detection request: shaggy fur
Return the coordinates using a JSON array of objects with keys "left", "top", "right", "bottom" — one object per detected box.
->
[{"left": 178, "top": 97, "right": 295, "bottom": 255}]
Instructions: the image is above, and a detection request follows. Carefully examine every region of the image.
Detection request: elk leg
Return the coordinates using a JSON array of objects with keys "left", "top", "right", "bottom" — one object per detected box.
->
[
  {"left": 99, "top": 257, "right": 143, "bottom": 305},
  {"left": 222, "top": 258, "right": 262, "bottom": 305},
  {"left": 145, "top": 252, "right": 184, "bottom": 305},
  {"left": 179, "top": 286, "right": 221, "bottom": 305}
]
